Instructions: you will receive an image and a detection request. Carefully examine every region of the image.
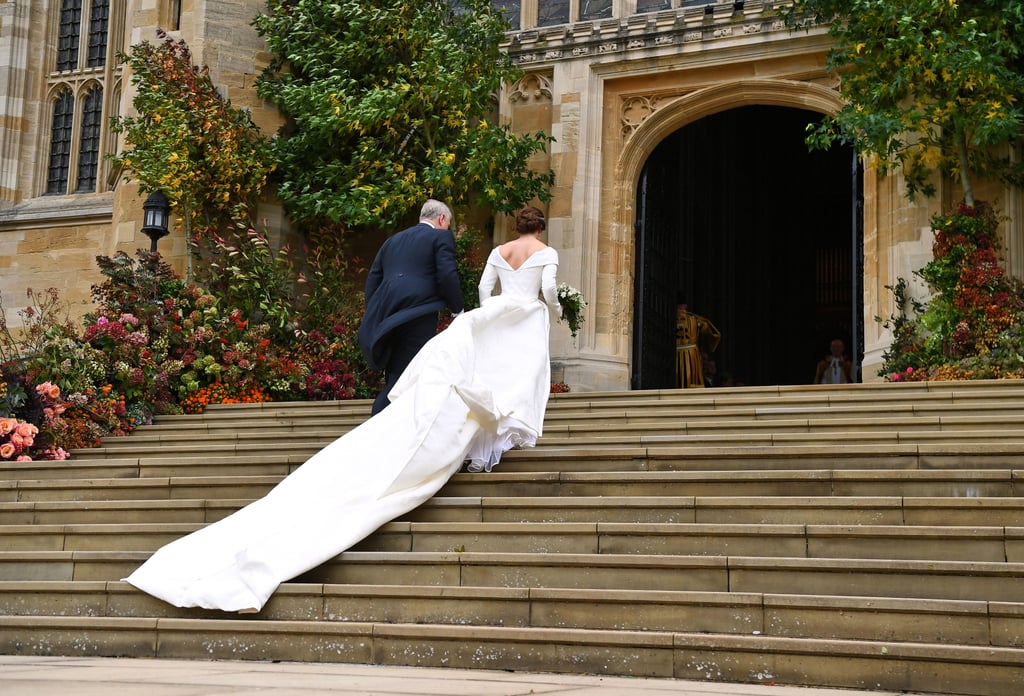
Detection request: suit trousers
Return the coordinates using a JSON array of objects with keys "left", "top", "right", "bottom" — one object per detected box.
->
[{"left": 371, "top": 312, "right": 439, "bottom": 415}]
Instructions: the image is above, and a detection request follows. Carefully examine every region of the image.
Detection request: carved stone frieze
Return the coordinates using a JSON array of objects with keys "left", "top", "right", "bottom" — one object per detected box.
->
[{"left": 503, "top": 3, "right": 796, "bottom": 66}]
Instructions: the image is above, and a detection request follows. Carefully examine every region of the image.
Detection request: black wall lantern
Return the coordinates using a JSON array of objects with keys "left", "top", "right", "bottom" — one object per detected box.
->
[{"left": 140, "top": 190, "right": 171, "bottom": 252}]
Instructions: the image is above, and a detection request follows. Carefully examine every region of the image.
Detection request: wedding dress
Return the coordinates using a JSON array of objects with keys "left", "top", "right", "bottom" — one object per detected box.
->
[{"left": 123, "top": 246, "right": 560, "bottom": 612}]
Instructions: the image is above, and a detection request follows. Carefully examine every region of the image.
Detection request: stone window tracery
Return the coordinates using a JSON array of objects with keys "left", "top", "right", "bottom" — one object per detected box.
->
[{"left": 45, "top": 0, "right": 119, "bottom": 196}]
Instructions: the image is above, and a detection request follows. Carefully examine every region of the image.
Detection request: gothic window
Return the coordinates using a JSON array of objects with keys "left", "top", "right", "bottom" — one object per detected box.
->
[
  {"left": 87, "top": 0, "right": 110, "bottom": 68},
  {"left": 492, "top": 0, "right": 521, "bottom": 30},
  {"left": 76, "top": 86, "right": 103, "bottom": 192},
  {"left": 57, "top": 0, "right": 83, "bottom": 71},
  {"left": 47, "top": 90, "right": 75, "bottom": 194},
  {"left": 580, "top": 0, "right": 612, "bottom": 21},
  {"left": 637, "top": 0, "right": 672, "bottom": 11},
  {"left": 537, "top": 0, "right": 570, "bottom": 26},
  {"left": 45, "top": 0, "right": 118, "bottom": 195}
]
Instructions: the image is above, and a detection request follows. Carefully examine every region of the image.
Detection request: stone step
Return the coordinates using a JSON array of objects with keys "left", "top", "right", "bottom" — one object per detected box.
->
[
  {"left": 1, "top": 581, "right": 1019, "bottom": 650},
  {"left": 0, "top": 614, "right": 1021, "bottom": 695},
  {"left": 5, "top": 550, "right": 1024, "bottom": 604},
  {"left": 8, "top": 382, "right": 1024, "bottom": 694},
  {"left": 86, "top": 380, "right": 1024, "bottom": 435},
  {"left": 3, "top": 468, "right": 1019, "bottom": 504},
  {"left": 17, "top": 442, "right": 1024, "bottom": 480},
  {"left": 81, "top": 422, "right": 1024, "bottom": 452},
  {"left": 161, "top": 381, "right": 1024, "bottom": 419},
  {"left": 3, "top": 494, "right": 1023, "bottom": 527},
  {"left": 1, "top": 520, "right": 1021, "bottom": 563},
  {"left": 443, "top": 469, "right": 1024, "bottom": 498},
  {"left": 92, "top": 397, "right": 1024, "bottom": 435},
  {"left": 115, "top": 400, "right": 1024, "bottom": 429}
]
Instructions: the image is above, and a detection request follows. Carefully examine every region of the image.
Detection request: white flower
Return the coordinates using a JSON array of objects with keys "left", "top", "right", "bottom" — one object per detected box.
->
[{"left": 556, "top": 283, "right": 587, "bottom": 341}]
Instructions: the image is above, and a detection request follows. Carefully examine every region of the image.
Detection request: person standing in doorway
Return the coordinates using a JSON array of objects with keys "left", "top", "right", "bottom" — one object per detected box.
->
[
  {"left": 814, "top": 338, "right": 854, "bottom": 384},
  {"left": 676, "top": 299, "right": 721, "bottom": 389},
  {"left": 359, "top": 199, "right": 465, "bottom": 415}
]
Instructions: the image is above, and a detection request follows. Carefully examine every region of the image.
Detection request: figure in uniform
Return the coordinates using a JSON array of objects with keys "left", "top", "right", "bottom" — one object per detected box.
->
[{"left": 676, "top": 302, "right": 721, "bottom": 389}]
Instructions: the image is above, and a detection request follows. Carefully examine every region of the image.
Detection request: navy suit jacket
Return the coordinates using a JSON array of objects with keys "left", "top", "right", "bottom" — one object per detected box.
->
[{"left": 358, "top": 222, "right": 465, "bottom": 370}]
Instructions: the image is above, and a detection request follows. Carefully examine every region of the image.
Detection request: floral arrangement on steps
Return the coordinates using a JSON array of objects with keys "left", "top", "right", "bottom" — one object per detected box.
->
[
  {"left": 0, "top": 221, "right": 490, "bottom": 459},
  {"left": 879, "top": 201, "right": 1024, "bottom": 381}
]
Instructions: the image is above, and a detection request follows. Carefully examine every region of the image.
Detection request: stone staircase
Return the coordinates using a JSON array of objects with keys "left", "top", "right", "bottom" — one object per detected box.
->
[{"left": 1, "top": 380, "right": 1023, "bottom": 694}]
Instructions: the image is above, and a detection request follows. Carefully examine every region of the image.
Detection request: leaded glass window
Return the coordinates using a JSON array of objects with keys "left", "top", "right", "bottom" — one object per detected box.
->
[
  {"left": 57, "top": 0, "right": 83, "bottom": 71},
  {"left": 492, "top": 0, "right": 521, "bottom": 30},
  {"left": 580, "top": 0, "right": 612, "bottom": 21},
  {"left": 87, "top": 0, "right": 110, "bottom": 68},
  {"left": 47, "top": 91, "right": 75, "bottom": 194},
  {"left": 46, "top": 0, "right": 115, "bottom": 195},
  {"left": 537, "top": 0, "right": 569, "bottom": 26},
  {"left": 75, "top": 86, "right": 103, "bottom": 192},
  {"left": 637, "top": 0, "right": 672, "bottom": 12}
]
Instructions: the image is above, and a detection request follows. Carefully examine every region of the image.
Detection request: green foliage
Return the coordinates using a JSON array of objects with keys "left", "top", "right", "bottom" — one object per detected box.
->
[
  {"left": 878, "top": 202, "right": 1024, "bottom": 381},
  {"left": 0, "top": 288, "right": 80, "bottom": 375},
  {"left": 253, "top": 0, "right": 554, "bottom": 230},
  {"left": 783, "top": 0, "right": 1024, "bottom": 202},
  {"left": 198, "top": 223, "right": 301, "bottom": 338},
  {"left": 110, "top": 30, "right": 276, "bottom": 242},
  {"left": 454, "top": 227, "right": 487, "bottom": 311}
]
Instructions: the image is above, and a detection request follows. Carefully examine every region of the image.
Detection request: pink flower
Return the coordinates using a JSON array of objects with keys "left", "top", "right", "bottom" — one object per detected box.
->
[
  {"left": 16, "top": 455, "right": 32, "bottom": 462},
  {"left": 0, "top": 442, "right": 15, "bottom": 459},
  {"left": 906, "top": 367, "right": 914, "bottom": 374},
  {"left": 96, "top": 316, "right": 109, "bottom": 326},
  {"left": 36, "top": 382, "right": 61, "bottom": 400},
  {"left": 892, "top": 373, "right": 902, "bottom": 381},
  {"left": 0, "top": 418, "right": 16, "bottom": 436},
  {"left": 127, "top": 331, "right": 149, "bottom": 347},
  {"left": 15, "top": 422, "right": 38, "bottom": 439}
]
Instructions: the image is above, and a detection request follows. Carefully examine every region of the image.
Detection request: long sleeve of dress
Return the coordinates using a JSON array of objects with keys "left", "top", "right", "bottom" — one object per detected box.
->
[
  {"left": 542, "top": 262, "right": 560, "bottom": 316},
  {"left": 478, "top": 261, "right": 498, "bottom": 305}
]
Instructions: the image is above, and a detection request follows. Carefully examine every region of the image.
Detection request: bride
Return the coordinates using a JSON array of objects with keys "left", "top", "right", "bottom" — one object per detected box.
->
[{"left": 124, "top": 206, "right": 561, "bottom": 612}]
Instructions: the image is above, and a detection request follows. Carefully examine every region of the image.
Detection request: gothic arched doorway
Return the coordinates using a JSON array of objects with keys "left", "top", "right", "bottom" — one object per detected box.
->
[{"left": 631, "top": 105, "right": 863, "bottom": 389}]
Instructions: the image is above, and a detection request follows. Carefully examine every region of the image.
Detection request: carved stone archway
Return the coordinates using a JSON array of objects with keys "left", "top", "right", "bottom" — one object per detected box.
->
[
  {"left": 605, "top": 78, "right": 849, "bottom": 388},
  {"left": 618, "top": 79, "right": 845, "bottom": 195}
]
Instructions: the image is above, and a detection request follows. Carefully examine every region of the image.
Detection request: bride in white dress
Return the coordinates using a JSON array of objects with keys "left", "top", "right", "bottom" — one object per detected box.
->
[{"left": 124, "top": 207, "right": 561, "bottom": 612}]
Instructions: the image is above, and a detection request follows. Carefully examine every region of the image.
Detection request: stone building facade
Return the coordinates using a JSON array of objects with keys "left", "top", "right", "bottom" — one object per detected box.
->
[{"left": 2, "top": 1, "right": 1022, "bottom": 390}]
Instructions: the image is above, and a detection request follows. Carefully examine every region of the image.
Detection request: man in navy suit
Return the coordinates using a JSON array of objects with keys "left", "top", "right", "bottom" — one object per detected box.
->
[{"left": 359, "top": 199, "right": 465, "bottom": 415}]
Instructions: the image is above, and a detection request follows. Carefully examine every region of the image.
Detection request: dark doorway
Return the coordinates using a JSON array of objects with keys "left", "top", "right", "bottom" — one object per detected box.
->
[{"left": 632, "top": 105, "right": 863, "bottom": 389}]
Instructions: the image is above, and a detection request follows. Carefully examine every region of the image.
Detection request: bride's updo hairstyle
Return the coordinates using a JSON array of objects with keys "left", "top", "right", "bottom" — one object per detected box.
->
[{"left": 515, "top": 206, "right": 546, "bottom": 234}]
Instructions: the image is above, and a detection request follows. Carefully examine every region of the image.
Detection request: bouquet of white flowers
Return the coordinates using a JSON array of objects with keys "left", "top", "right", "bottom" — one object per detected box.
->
[{"left": 556, "top": 282, "right": 587, "bottom": 341}]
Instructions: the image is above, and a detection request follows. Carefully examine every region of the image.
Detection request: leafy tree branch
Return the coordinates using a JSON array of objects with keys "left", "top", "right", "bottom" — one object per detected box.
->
[
  {"left": 253, "top": 0, "right": 555, "bottom": 231},
  {"left": 783, "top": 0, "right": 1024, "bottom": 204}
]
